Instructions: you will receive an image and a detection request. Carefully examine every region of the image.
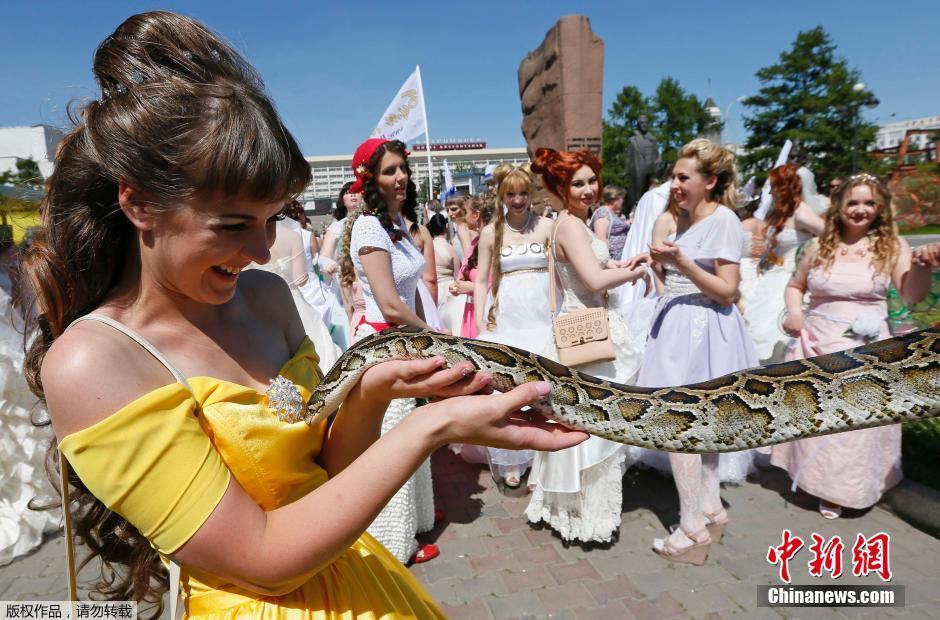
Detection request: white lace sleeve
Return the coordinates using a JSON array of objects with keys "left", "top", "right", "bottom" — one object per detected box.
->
[{"left": 351, "top": 215, "right": 393, "bottom": 256}]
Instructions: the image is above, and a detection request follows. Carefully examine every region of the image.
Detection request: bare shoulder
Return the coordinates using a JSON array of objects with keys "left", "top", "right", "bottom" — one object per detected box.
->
[
  {"left": 42, "top": 320, "right": 180, "bottom": 440},
  {"left": 478, "top": 223, "right": 496, "bottom": 244},
  {"left": 238, "top": 269, "right": 302, "bottom": 343}
]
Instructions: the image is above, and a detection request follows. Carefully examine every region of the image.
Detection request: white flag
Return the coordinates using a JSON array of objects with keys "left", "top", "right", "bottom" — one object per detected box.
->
[
  {"left": 442, "top": 159, "right": 454, "bottom": 192},
  {"left": 372, "top": 67, "right": 427, "bottom": 142}
]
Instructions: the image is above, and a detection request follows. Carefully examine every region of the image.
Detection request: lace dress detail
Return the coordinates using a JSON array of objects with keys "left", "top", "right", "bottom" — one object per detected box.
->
[
  {"left": 525, "top": 217, "right": 641, "bottom": 544},
  {"left": 351, "top": 215, "right": 426, "bottom": 324},
  {"left": 351, "top": 215, "right": 433, "bottom": 563}
]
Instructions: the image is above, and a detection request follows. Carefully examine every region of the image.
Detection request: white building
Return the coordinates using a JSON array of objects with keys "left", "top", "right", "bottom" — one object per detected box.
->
[
  {"left": 0, "top": 125, "right": 64, "bottom": 179},
  {"left": 302, "top": 146, "right": 530, "bottom": 210},
  {"left": 873, "top": 115, "right": 940, "bottom": 151}
]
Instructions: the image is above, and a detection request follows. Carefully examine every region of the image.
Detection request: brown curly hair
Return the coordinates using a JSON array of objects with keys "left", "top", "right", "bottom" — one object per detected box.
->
[
  {"left": 813, "top": 174, "right": 898, "bottom": 274},
  {"left": 18, "top": 12, "right": 310, "bottom": 614}
]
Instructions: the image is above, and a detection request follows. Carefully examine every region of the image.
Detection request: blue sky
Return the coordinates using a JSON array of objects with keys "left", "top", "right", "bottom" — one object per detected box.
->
[{"left": 2, "top": 1, "right": 938, "bottom": 156}]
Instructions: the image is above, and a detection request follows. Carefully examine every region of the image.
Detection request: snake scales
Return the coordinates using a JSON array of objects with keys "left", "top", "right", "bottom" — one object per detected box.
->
[{"left": 306, "top": 326, "right": 940, "bottom": 454}]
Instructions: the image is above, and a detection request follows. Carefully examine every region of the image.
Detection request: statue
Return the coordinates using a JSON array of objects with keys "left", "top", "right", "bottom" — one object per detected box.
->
[{"left": 623, "top": 114, "right": 661, "bottom": 210}]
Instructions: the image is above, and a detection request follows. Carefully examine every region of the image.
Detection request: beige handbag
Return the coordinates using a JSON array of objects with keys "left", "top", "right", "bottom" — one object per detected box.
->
[{"left": 548, "top": 216, "right": 616, "bottom": 367}]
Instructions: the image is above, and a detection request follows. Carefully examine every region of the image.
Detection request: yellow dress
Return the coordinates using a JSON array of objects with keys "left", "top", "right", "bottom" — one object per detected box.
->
[{"left": 58, "top": 337, "right": 444, "bottom": 619}]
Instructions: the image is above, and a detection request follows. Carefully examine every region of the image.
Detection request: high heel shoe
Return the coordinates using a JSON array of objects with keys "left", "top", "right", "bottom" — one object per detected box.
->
[
  {"left": 819, "top": 501, "right": 842, "bottom": 520},
  {"left": 653, "top": 527, "right": 712, "bottom": 566},
  {"left": 704, "top": 509, "right": 728, "bottom": 543}
]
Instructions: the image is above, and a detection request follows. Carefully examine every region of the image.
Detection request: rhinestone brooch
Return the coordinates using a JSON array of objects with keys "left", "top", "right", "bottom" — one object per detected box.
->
[{"left": 266, "top": 376, "right": 306, "bottom": 423}]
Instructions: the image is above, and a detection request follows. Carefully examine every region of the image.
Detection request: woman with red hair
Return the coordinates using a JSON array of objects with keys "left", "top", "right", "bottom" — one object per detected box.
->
[
  {"left": 744, "top": 164, "right": 824, "bottom": 363},
  {"left": 525, "top": 148, "right": 648, "bottom": 544}
]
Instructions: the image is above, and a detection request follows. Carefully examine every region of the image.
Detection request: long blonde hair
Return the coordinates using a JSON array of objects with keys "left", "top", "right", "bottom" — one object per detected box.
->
[
  {"left": 675, "top": 138, "right": 737, "bottom": 209},
  {"left": 813, "top": 174, "right": 898, "bottom": 274},
  {"left": 486, "top": 165, "right": 534, "bottom": 330}
]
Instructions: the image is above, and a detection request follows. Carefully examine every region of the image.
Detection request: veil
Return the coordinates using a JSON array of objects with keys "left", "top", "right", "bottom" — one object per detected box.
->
[
  {"left": 250, "top": 218, "right": 310, "bottom": 287},
  {"left": 248, "top": 218, "right": 341, "bottom": 372}
]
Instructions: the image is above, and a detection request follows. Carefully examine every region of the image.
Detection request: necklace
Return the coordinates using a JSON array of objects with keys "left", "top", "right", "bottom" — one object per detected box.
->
[
  {"left": 838, "top": 241, "right": 869, "bottom": 258},
  {"left": 506, "top": 212, "right": 532, "bottom": 234}
]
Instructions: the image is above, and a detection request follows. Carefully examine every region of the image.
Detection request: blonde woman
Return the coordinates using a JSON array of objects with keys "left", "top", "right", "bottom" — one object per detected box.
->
[
  {"left": 473, "top": 164, "right": 557, "bottom": 487},
  {"left": 773, "top": 174, "right": 932, "bottom": 519},
  {"left": 632, "top": 139, "right": 758, "bottom": 564}
]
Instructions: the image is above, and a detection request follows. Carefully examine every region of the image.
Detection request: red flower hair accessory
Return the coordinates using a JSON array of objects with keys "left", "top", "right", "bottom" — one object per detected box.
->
[{"left": 350, "top": 138, "right": 388, "bottom": 193}]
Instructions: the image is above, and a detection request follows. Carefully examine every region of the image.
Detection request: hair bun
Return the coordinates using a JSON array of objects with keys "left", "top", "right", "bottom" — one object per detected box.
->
[{"left": 531, "top": 147, "right": 559, "bottom": 176}]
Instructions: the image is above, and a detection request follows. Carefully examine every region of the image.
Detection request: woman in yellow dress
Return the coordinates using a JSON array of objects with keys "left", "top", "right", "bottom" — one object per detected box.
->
[{"left": 19, "top": 12, "right": 586, "bottom": 618}]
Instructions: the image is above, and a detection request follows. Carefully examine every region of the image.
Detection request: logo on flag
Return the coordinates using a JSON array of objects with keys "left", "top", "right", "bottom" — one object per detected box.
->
[{"left": 372, "top": 67, "right": 427, "bottom": 143}]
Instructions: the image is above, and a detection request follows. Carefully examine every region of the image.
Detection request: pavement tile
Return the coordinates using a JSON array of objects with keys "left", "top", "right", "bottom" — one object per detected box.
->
[
  {"left": 438, "top": 599, "right": 493, "bottom": 620},
  {"left": 547, "top": 559, "right": 602, "bottom": 586},
  {"left": 494, "top": 517, "right": 530, "bottom": 534},
  {"left": 572, "top": 602, "right": 638, "bottom": 620},
  {"left": 668, "top": 583, "right": 742, "bottom": 616},
  {"left": 586, "top": 553, "right": 664, "bottom": 580},
  {"left": 486, "top": 591, "right": 547, "bottom": 619},
  {"left": 514, "top": 544, "right": 563, "bottom": 565},
  {"left": 421, "top": 557, "right": 474, "bottom": 583},
  {"left": 583, "top": 574, "right": 645, "bottom": 605},
  {"left": 621, "top": 592, "right": 687, "bottom": 619},
  {"left": 534, "top": 582, "right": 595, "bottom": 613},
  {"left": 469, "top": 552, "right": 524, "bottom": 574},
  {"left": 481, "top": 530, "right": 530, "bottom": 554},
  {"left": 500, "top": 566, "right": 555, "bottom": 594}
]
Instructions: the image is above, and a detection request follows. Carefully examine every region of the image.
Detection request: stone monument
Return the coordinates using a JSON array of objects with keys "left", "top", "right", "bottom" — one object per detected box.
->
[
  {"left": 623, "top": 114, "right": 661, "bottom": 209},
  {"left": 518, "top": 16, "right": 604, "bottom": 157}
]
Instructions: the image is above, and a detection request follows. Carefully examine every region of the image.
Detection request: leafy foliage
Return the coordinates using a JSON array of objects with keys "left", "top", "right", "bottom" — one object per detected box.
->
[
  {"left": 739, "top": 27, "right": 879, "bottom": 185},
  {"left": 0, "top": 157, "right": 43, "bottom": 187},
  {"left": 602, "top": 79, "right": 717, "bottom": 188},
  {"left": 902, "top": 418, "right": 940, "bottom": 491}
]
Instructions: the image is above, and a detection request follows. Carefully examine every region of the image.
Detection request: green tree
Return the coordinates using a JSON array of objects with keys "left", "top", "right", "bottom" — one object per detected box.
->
[
  {"left": 652, "top": 77, "right": 718, "bottom": 168},
  {"left": 601, "top": 86, "right": 650, "bottom": 188},
  {"left": 602, "top": 80, "right": 718, "bottom": 188},
  {"left": 0, "top": 157, "right": 43, "bottom": 187},
  {"left": 739, "top": 26, "right": 879, "bottom": 184}
]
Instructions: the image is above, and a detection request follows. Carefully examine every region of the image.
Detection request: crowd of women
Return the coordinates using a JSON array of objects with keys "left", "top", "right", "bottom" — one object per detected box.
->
[{"left": 1, "top": 10, "right": 939, "bottom": 618}]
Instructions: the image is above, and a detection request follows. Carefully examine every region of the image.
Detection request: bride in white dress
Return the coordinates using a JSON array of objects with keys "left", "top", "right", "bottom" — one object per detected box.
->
[
  {"left": 248, "top": 217, "right": 340, "bottom": 374},
  {"left": 744, "top": 164, "right": 824, "bottom": 364},
  {"left": 526, "top": 149, "right": 648, "bottom": 544},
  {"left": 0, "top": 253, "right": 61, "bottom": 566},
  {"left": 473, "top": 165, "right": 558, "bottom": 487}
]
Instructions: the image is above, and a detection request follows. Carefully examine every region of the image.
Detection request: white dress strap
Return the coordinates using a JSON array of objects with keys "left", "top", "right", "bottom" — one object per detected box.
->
[
  {"left": 65, "top": 313, "right": 185, "bottom": 620},
  {"left": 68, "top": 314, "right": 191, "bottom": 391}
]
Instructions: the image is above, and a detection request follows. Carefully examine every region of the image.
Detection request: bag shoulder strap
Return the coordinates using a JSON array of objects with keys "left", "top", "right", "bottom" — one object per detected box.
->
[
  {"left": 61, "top": 314, "right": 187, "bottom": 618},
  {"left": 548, "top": 213, "right": 566, "bottom": 316}
]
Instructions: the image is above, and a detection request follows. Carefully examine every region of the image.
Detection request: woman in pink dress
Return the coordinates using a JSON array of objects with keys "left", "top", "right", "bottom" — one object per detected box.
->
[
  {"left": 451, "top": 196, "right": 487, "bottom": 338},
  {"left": 774, "top": 174, "right": 934, "bottom": 519}
]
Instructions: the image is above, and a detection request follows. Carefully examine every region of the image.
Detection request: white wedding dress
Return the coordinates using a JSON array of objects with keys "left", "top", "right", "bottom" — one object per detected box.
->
[
  {"left": 249, "top": 220, "right": 340, "bottom": 374},
  {"left": 744, "top": 226, "right": 810, "bottom": 364},
  {"left": 477, "top": 242, "right": 559, "bottom": 480},
  {"left": 0, "top": 284, "right": 61, "bottom": 566},
  {"left": 526, "top": 218, "right": 643, "bottom": 544}
]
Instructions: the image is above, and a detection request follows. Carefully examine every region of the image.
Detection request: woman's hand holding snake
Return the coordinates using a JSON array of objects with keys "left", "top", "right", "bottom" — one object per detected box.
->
[{"left": 415, "top": 382, "right": 590, "bottom": 452}]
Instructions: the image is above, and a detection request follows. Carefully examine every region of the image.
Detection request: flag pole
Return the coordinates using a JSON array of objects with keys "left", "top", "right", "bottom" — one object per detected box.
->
[{"left": 416, "top": 65, "right": 434, "bottom": 203}]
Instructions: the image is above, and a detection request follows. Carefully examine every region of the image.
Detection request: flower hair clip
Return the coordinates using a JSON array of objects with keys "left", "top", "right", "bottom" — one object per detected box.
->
[
  {"left": 849, "top": 172, "right": 880, "bottom": 183},
  {"left": 355, "top": 164, "right": 370, "bottom": 178}
]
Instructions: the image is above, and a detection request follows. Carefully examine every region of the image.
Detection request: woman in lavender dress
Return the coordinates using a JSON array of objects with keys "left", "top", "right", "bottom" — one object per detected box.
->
[{"left": 632, "top": 139, "right": 758, "bottom": 565}]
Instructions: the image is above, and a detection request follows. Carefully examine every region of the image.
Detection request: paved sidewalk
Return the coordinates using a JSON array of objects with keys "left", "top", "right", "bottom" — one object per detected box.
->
[{"left": 2, "top": 449, "right": 938, "bottom": 619}]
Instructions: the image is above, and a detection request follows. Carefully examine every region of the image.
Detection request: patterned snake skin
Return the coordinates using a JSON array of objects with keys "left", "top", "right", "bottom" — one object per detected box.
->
[{"left": 306, "top": 326, "right": 940, "bottom": 454}]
